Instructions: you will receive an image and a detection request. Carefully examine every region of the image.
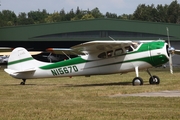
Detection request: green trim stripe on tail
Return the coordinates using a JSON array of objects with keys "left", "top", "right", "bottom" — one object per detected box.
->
[{"left": 8, "top": 57, "right": 33, "bottom": 65}]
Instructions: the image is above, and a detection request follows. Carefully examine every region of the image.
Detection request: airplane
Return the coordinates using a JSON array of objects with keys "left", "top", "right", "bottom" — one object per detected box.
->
[{"left": 3, "top": 39, "right": 180, "bottom": 85}]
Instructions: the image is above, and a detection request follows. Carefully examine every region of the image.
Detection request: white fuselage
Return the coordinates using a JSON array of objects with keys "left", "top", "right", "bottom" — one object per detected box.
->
[{"left": 10, "top": 43, "right": 169, "bottom": 79}]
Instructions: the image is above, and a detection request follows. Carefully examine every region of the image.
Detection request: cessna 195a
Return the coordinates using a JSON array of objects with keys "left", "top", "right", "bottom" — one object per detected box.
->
[{"left": 4, "top": 38, "right": 180, "bottom": 86}]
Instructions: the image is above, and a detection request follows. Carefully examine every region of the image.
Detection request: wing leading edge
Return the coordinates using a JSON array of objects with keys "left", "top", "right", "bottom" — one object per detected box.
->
[{"left": 47, "top": 41, "right": 133, "bottom": 55}]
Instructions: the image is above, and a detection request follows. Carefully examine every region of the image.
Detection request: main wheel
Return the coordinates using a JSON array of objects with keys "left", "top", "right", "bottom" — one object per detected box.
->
[
  {"left": 132, "top": 77, "right": 143, "bottom": 86},
  {"left": 20, "top": 82, "right": 25, "bottom": 85},
  {"left": 149, "top": 75, "right": 160, "bottom": 85}
]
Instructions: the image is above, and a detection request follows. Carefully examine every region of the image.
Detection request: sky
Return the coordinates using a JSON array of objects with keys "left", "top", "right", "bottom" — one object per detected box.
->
[{"left": 0, "top": 0, "right": 178, "bottom": 15}]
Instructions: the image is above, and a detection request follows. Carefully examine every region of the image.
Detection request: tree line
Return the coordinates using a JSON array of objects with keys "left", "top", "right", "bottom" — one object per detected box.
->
[{"left": 0, "top": 0, "right": 180, "bottom": 27}]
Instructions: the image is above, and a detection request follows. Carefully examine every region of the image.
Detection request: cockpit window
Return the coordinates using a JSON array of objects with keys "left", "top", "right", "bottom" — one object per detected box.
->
[
  {"left": 132, "top": 42, "right": 139, "bottom": 49},
  {"left": 98, "top": 52, "right": 106, "bottom": 58},
  {"left": 98, "top": 42, "right": 140, "bottom": 58},
  {"left": 125, "top": 46, "right": 133, "bottom": 52},
  {"left": 98, "top": 50, "right": 114, "bottom": 58},
  {"left": 114, "top": 48, "right": 123, "bottom": 56}
]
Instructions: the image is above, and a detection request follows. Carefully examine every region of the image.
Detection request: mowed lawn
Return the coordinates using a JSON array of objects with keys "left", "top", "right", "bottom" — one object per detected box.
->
[{"left": 0, "top": 66, "right": 180, "bottom": 120}]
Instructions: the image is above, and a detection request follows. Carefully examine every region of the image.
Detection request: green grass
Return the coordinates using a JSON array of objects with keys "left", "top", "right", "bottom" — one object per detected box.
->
[{"left": 1, "top": 66, "right": 180, "bottom": 120}]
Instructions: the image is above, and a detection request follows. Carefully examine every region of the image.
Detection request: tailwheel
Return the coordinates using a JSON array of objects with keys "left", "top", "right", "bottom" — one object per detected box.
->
[
  {"left": 132, "top": 77, "right": 143, "bottom": 86},
  {"left": 20, "top": 79, "right": 26, "bottom": 85},
  {"left": 149, "top": 75, "right": 160, "bottom": 85}
]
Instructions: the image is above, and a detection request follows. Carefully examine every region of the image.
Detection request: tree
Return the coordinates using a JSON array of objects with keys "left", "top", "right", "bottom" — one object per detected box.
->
[
  {"left": 156, "top": 4, "right": 168, "bottom": 22},
  {"left": 132, "top": 1, "right": 180, "bottom": 23},
  {"left": 90, "top": 7, "right": 104, "bottom": 18},
  {"left": 105, "top": 12, "right": 117, "bottom": 18},
  {"left": 45, "top": 12, "right": 61, "bottom": 23},
  {"left": 133, "top": 4, "right": 157, "bottom": 21},
  {"left": 28, "top": 9, "right": 48, "bottom": 24},
  {"left": 17, "top": 12, "right": 34, "bottom": 25},
  {"left": 65, "top": 9, "right": 75, "bottom": 21},
  {"left": 167, "top": 0, "right": 180, "bottom": 23},
  {"left": 0, "top": 10, "right": 17, "bottom": 26},
  {"left": 118, "top": 14, "right": 133, "bottom": 20},
  {"left": 75, "top": 7, "right": 81, "bottom": 15},
  {"left": 71, "top": 7, "right": 85, "bottom": 20},
  {"left": 81, "top": 14, "right": 94, "bottom": 20},
  {"left": 2, "top": 2, "right": 180, "bottom": 27}
]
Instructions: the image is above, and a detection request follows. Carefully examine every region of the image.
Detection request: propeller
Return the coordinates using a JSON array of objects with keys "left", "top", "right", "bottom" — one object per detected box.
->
[
  {"left": 166, "top": 27, "right": 180, "bottom": 74},
  {"left": 166, "top": 27, "right": 174, "bottom": 74}
]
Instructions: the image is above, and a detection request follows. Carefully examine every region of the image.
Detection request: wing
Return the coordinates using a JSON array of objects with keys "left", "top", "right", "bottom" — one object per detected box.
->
[
  {"left": 71, "top": 41, "right": 133, "bottom": 54},
  {"left": 46, "top": 48, "right": 84, "bottom": 55},
  {"left": 4, "top": 68, "right": 36, "bottom": 75},
  {"left": 0, "top": 47, "right": 13, "bottom": 55}
]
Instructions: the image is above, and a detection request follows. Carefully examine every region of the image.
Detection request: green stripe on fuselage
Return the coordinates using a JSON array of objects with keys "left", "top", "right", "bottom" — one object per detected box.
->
[
  {"left": 130, "top": 41, "right": 165, "bottom": 54},
  {"left": 40, "top": 57, "right": 87, "bottom": 70},
  {"left": 40, "top": 41, "right": 168, "bottom": 70},
  {"left": 8, "top": 57, "right": 33, "bottom": 65},
  {"left": 123, "top": 54, "right": 168, "bottom": 66},
  {"left": 83, "top": 54, "right": 168, "bottom": 69}
]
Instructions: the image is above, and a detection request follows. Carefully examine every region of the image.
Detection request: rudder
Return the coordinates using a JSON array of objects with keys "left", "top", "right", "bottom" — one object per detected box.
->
[{"left": 7, "top": 47, "right": 36, "bottom": 71}]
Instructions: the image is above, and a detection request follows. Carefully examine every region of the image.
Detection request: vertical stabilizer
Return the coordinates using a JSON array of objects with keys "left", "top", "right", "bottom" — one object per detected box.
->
[{"left": 6, "top": 47, "right": 37, "bottom": 71}]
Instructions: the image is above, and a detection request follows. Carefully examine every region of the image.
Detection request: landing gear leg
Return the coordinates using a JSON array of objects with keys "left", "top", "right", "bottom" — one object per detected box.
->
[
  {"left": 147, "top": 69, "right": 160, "bottom": 85},
  {"left": 132, "top": 66, "right": 143, "bottom": 86},
  {"left": 20, "top": 79, "right": 26, "bottom": 85}
]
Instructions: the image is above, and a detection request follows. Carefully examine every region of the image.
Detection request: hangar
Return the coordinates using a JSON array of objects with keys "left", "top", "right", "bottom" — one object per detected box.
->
[
  {"left": 0, "top": 18, "right": 180, "bottom": 65},
  {"left": 0, "top": 18, "right": 180, "bottom": 50}
]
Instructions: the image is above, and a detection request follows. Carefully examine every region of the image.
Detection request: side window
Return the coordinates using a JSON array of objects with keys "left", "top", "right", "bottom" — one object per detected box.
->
[
  {"left": 98, "top": 52, "right": 106, "bottom": 58},
  {"left": 125, "top": 46, "right": 133, "bottom": 52},
  {"left": 132, "top": 43, "right": 139, "bottom": 49},
  {"left": 115, "top": 48, "right": 123, "bottom": 56}
]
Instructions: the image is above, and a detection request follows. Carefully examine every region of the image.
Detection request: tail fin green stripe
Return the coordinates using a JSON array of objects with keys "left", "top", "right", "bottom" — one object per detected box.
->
[{"left": 8, "top": 57, "right": 33, "bottom": 65}]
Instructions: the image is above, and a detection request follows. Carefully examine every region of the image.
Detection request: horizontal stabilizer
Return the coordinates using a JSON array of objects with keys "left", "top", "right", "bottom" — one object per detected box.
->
[{"left": 4, "top": 68, "right": 36, "bottom": 75}]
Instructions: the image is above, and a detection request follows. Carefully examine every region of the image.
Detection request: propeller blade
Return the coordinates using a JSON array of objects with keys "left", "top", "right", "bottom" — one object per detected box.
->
[
  {"left": 166, "top": 27, "right": 171, "bottom": 47},
  {"left": 166, "top": 27, "right": 174, "bottom": 74},
  {"left": 169, "top": 54, "right": 173, "bottom": 74}
]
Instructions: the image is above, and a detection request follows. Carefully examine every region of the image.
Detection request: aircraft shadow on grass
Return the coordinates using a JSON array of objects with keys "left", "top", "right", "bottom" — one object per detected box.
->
[
  {"left": 2, "top": 81, "right": 134, "bottom": 87},
  {"left": 64, "top": 82, "right": 136, "bottom": 87}
]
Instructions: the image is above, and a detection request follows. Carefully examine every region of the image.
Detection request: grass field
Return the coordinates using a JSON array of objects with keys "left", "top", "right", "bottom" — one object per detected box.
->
[{"left": 0, "top": 66, "right": 180, "bottom": 120}]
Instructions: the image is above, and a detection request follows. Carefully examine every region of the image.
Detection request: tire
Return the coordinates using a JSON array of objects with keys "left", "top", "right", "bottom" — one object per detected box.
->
[
  {"left": 20, "top": 82, "right": 25, "bottom": 85},
  {"left": 149, "top": 75, "right": 160, "bottom": 85},
  {"left": 132, "top": 77, "right": 143, "bottom": 86}
]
